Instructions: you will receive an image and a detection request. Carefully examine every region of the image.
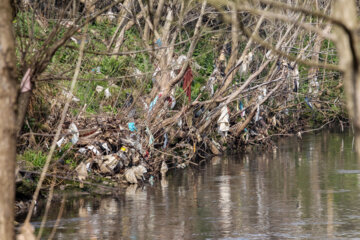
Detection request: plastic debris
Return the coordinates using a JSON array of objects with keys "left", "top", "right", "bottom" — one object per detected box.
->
[
  {"left": 152, "top": 67, "right": 160, "bottom": 84},
  {"left": 304, "top": 97, "right": 313, "bottom": 109},
  {"left": 176, "top": 163, "right": 187, "bottom": 169},
  {"left": 217, "top": 105, "right": 230, "bottom": 134},
  {"left": 165, "top": 95, "right": 176, "bottom": 109},
  {"left": 87, "top": 145, "right": 101, "bottom": 155},
  {"left": 265, "top": 50, "right": 274, "bottom": 60},
  {"left": 104, "top": 88, "right": 111, "bottom": 98},
  {"left": 75, "top": 162, "right": 88, "bottom": 188},
  {"left": 86, "top": 162, "right": 91, "bottom": 172},
  {"left": 297, "top": 132, "right": 302, "bottom": 139},
  {"left": 60, "top": 20, "right": 76, "bottom": 28},
  {"left": 161, "top": 161, "right": 168, "bottom": 178},
  {"left": 210, "top": 139, "right": 221, "bottom": 155},
  {"left": 120, "top": 146, "right": 127, "bottom": 152},
  {"left": 219, "top": 49, "right": 226, "bottom": 62},
  {"left": 56, "top": 136, "right": 66, "bottom": 148},
  {"left": 292, "top": 67, "right": 300, "bottom": 92},
  {"left": 163, "top": 133, "right": 168, "bottom": 149},
  {"left": 100, "top": 155, "right": 121, "bottom": 174},
  {"left": 146, "top": 127, "right": 154, "bottom": 146},
  {"left": 207, "top": 67, "right": 219, "bottom": 96},
  {"left": 121, "top": 135, "right": 143, "bottom": 154},
  {"left": 149, "top": 176, "right": 155, "bottom": 186},
  {"left": 149, "top": 95, "right": 159, "bottom": 112},
  {"left": 106, "top": 9, "right": 116, "bottom": 21},
  {"left": 20, "top": 68, "right": 31, "bottom": 93},
  {"left": 69, "top": 123, "right": 79, "bottom": 144},
  {"left": 260, "top": 87, "right": 267, "bottom": 97},
  {"left": 155, "top": 38, "right": 162, "bottom": 47},
  {"left": 62, "top": 90, "right": 80, "bottom": 102},
  {"left": 177, "top": 55, "right": 187, "bottom": 66},
  {"left": 96, "top": 85, "right": 104, "bottom": 93},
  {"left": 91, "top": 66, "right": 101, "bottom": 74},
  {"left": 70, "top": 36, "right": 88, "bottom": 45},
  {"left": 133, "top": 68, "right": 142, "bottom": 79},
  {"left": 117, "top": 151, "right": 129, "bottom": 167},
  {"left": 309, "top": 74, "right": 319, "bottom": 95},
  {"left": 124, "top": 165, "right": 147, "bottom": 184},
  {"left": 240, "top": 101, "right": 246, "bottom": 117},
  {"left": 272, "top": 116, "right": 277, "bottom": 126},
  {"left": 255, "top": 104, "right": 260, "bottom": 122},
  {"left": 128, "top": 122, "right": 137, "bottom": 132},
  {"left": 101, "top": 142, "right": 111, "bottom": 154},
  {"left": 177, "top": 118, "right": 183, "bottom": 128},
  {"left": 250, "top": 129, "right": 258, "bottom": 136},
  {"left": 78, "top": 148, "right": 87, "bottom": 154}
]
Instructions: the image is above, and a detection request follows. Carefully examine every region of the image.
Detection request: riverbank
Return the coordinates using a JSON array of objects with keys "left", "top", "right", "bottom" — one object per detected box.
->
[{"left": 14, "top": 0, "right": 347, "bottom": 216}]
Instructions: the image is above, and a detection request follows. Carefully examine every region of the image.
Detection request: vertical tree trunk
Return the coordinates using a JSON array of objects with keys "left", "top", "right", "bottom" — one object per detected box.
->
[
  {"left": 0, "top": 0, "right": 17, "bottom": 239},
  {"left": 332, "top": 0, "right": 360, "bottom": 152}
]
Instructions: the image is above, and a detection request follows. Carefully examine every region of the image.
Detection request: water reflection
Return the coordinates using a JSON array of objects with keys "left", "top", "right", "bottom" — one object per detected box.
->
[{"left": 23, "top": 129, "right": 360, "bottom": 239}]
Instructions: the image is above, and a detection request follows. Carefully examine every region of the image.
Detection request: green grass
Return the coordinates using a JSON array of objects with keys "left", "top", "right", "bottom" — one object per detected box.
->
[{"left": 19, "top": 150, "right": 47, "bottom": 168}]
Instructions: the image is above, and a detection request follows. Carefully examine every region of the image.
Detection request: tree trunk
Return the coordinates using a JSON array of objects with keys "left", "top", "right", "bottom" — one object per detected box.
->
[
  {"left": 0, "top": 0, "right": 17, "bottom": 239},
  {"left": 332, "top": 0, "right": 360, "bottom": 152}
]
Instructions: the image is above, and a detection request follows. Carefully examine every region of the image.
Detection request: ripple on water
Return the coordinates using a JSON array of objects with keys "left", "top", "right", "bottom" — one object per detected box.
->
[{"left": 337, "top": 169, "right": 360, "bottom": 174}]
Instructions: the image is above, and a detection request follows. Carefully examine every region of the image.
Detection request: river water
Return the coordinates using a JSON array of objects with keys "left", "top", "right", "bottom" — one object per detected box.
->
[{"left": 23, "top": 129, "right": 360, "bottom": 239}]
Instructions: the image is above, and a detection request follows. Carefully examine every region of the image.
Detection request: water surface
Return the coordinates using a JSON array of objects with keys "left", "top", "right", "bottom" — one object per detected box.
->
[{"left": 24, "top": 129, "right": 360, "bottom": 239}]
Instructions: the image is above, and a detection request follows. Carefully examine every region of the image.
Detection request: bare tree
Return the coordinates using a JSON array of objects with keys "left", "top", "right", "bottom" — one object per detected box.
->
[{"left": 0, "top": 0, "right": 17, "bottom": 238}]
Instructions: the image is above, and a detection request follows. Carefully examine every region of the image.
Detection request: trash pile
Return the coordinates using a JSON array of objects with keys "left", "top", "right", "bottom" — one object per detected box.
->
[
  {"left": 46, "top": 48, "right": 341, "bottom": 188},
  {"left": 55, "top": 116, "right": 171, "bottom": 186},
  {"left": 17, "top": 0, "right": 344, "bottom": 189}
]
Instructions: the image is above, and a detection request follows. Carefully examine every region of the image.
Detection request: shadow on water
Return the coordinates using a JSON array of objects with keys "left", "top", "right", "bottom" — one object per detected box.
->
[{"left": 18, "top": 128, "right": 360, "bottom": 239}]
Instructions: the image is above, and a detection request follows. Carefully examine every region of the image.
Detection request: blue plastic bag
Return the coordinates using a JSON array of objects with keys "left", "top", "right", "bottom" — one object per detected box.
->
[{"left": 128, "top": 122, "right": 137, "bottom": 132}]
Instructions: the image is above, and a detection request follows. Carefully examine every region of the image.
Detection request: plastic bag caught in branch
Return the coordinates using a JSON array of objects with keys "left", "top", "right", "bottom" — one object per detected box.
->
[
  {"left": 217, "top": 105, "right": 230, "bottom": 133},
  {"left": 255, "top": 104, "right": 260, "bottom": 122},
  {"left": 149, "top": 95, "right": 159, "bottom": 112},
  {"left": 69, "top": 123, "right": 79, "bottom": 144},
  {"left": 56, "top": 136, "right": 67, "bottom": 148},
  {"left": 146, "top": 127, "right": 154, "bottom": 146},
  {"left": 128, "top": 122, "right": 137, "bottom": 132}
]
